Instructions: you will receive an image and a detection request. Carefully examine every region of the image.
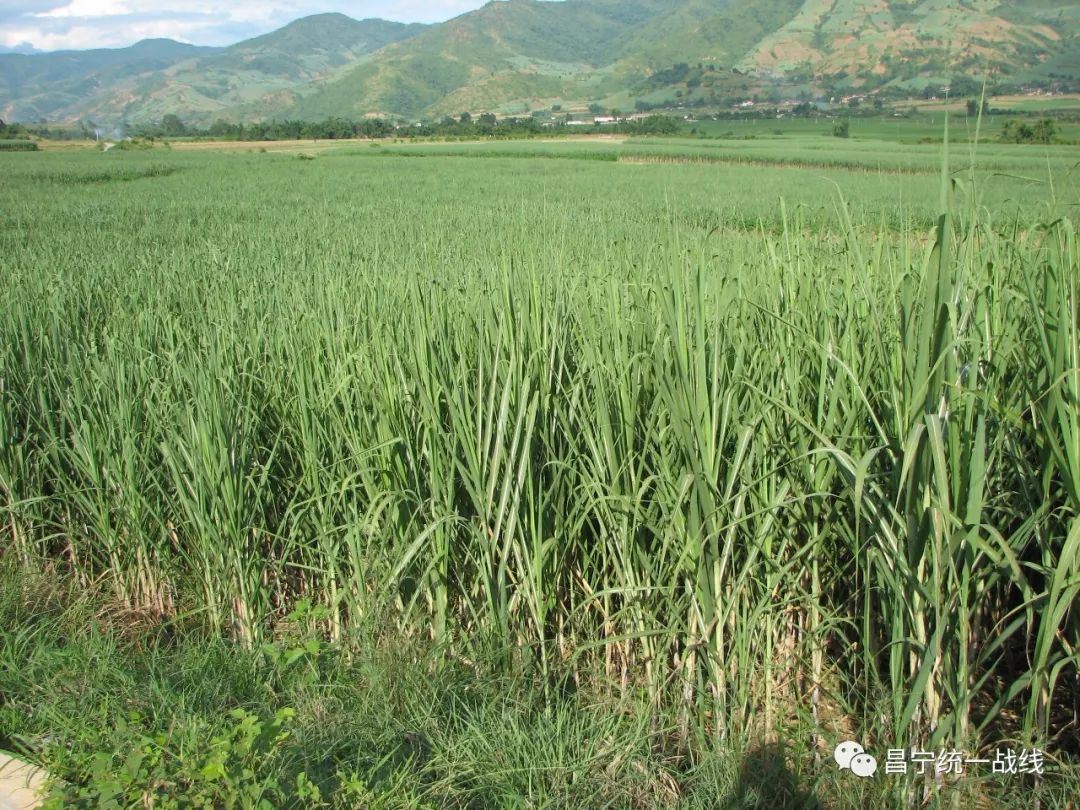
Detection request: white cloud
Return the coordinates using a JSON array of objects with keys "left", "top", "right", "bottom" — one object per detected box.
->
[
  {"left": 0, "top": 0, "right": 501, "bottom": 51},
  {"left": 3, "top": 22, "right": 192, "bottom": 50},
  {"left": 34, "top": 0, "right": 129, "bottom": 18}
]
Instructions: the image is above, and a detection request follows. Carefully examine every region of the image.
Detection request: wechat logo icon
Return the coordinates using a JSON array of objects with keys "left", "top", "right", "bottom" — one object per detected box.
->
[{"left": 834, "top": 741, "right": 878, "bottom": 778}]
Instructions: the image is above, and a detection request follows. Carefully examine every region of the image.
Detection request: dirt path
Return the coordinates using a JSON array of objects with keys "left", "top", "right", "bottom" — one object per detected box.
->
[{"left": 0, "top": 754, "right": 46, "bottom": 810}]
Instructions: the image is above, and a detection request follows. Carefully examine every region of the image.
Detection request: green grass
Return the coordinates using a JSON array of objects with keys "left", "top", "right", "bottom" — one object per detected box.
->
[
  {"left": 4, "top": 561, "right": 1076, "bottom": 808},
  {"left": 3, "top": 564, "right": 742, "bottom": 808},
  {"left": 0, "top": 134, "right": 1078, "bottom": 806},
  {"left": 358, "top": 131, "right": 1080, "bottom": 179},
  {"left": 686, "top": 114, "right": 1080, "bottom": 144},
  {"left": 0, "top": 139, "right": 38, "bottom": 151},
  {"left": 337, "top": 138, "right": 1079, "bottom": 227}
]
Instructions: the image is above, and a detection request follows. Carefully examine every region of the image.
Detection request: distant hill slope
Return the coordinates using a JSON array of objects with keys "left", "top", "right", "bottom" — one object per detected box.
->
[
  {"left": 0, "top": 44, "right": 42, "bottom": 55},
  {"left": 1, "top": 1, "right": 1077, "bottom": 125},
  {"left": 1, "top": 15, "right": 426, "bottom": 124},
  {"left": 287, "top": 0, "right": 681, "bottom": 120},
  {"left": 0, "top": 39, "right": 217, "bottom": 122},
  {"left": 290, "top": 0, "right": 1079, "bottom": 119},
  {"left": 740, "top": 0, "right": 1077, "bottom": 88}
]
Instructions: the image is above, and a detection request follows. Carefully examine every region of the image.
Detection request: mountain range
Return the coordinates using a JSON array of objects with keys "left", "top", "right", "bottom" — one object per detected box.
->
[{"left": 2, "top": 0, "right": 1077, "bottom": 126}]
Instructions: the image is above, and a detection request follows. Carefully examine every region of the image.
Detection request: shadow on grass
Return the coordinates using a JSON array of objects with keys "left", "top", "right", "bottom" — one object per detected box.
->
[{"left": 721, "top": 743, "right": 822, "bottom": 810}]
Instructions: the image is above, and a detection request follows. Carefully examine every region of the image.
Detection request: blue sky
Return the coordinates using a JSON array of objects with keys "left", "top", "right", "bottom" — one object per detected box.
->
[{"left": 0, "top": 1, "right": 498, "bottom": 51}]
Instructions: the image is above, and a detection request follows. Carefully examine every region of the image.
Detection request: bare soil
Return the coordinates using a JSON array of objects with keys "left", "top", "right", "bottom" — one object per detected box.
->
[{"left": 0, "top": 754, "right": 46, "bottom": 810}]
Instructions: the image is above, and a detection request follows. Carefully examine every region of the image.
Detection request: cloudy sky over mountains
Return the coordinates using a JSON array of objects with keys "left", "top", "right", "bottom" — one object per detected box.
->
[{"left": 0, "top": 0, "right": 491, "bottom": 51}]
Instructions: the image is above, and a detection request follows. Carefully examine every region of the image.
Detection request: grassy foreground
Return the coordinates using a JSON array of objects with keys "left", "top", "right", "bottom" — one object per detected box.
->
[
  {"left": 0, "top": 139, "right": 1078, "bottom": 806},
  {"left": 0, "top": 560, "right": 847, "bottom": 808}
]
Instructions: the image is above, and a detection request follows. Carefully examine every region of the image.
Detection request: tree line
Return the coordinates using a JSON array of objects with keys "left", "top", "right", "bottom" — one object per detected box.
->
[{"left": 130, "top": 112, "right": 681, "bottom": 142}]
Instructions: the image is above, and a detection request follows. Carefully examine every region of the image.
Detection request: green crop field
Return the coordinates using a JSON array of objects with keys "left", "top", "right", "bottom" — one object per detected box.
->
[
  {"left": 1, "top": 131, "right": 1078, "bottom": 807},
  {"left": 672, "top": 114, "right": 1080, "bottom": 144},
  {"left": 350, "top": 136, "right": 1080, "bottom": 204}
]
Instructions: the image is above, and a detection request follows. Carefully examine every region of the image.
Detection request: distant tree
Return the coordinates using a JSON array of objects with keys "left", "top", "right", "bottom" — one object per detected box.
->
[
  {"left": 551, "top": 104, "right": 562, "bottom": 112},
  {"left": 1000, "top": 119, "right": 1029, "bottom": 142},
  {"left": 478, "top": 113, "right": 497, "bottom": 127},
  {"left": 966, "top": 98, "right": 990, "bottom": 116},
  {"left": 161, "top": 114, "right": 186, "bottom": 137},
  {"left": 832, "top": 120, "right": 850, "bottom": 138},
  {"left": 512, "top": 116, "right": 540, "bottom": 133},
  {"left": 950, "top": 76, "right": 980, "bottom": 97},
  {"left": 1034, "top": 119, "right": 1054, "bottom": 142},
  {"left": 634, "top": 114, "right": 679, "bottom": 135},
  {"left": 459, "top": 112, "right": 472, "bottom": 124},
  {"left": 1000, "top": 118, "right": 1055, "bottom": 144},
  {"left": 588, "top": 103, "right": 604, "bottom": 114},
  {"left": 357, "top": 119, "right": 392, "bottom": 138}
]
